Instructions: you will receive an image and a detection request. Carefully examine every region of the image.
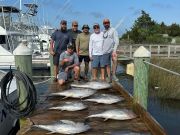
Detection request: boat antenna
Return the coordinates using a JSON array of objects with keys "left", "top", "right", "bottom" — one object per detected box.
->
[{"left": 20, "top": 0, "right": 22, "bottom": 11}]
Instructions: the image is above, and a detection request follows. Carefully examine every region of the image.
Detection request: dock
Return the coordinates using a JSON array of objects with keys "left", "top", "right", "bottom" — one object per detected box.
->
[{"left": 17, "top": 81, "right": 166, "bottom": 135}]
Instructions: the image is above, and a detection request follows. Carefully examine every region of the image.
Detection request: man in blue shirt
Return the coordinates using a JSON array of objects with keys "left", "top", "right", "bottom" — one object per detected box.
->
[{"left": 50, "top": 20, "right": 72, "bottom": 82}]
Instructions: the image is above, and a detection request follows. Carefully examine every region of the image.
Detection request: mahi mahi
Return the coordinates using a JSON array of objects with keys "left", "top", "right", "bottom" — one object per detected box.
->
[
  {"left": 71, "top": 81, "right": 112, "bottom": 90},
  {"left": 87, "top": 109, "right": 136, "bottom": 121},
  {"left": 84, "top": 94, "right": 124, "bottom": 104},
  {"left": 33, "top": 120, "right": 90, "bottom": 134},
  {"left": 49, "top": 102, "right": 87, "bottom": 111},
  {"left": 49, "top": 88, "right": 96, "bottom": 99}
]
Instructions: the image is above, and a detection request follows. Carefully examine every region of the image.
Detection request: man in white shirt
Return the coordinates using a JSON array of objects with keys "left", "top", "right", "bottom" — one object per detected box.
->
[
  {"left": 102, "top": 18, "right": 119, "bottom": 82},
  {"left": 89, "top": 23, "right": 105, "bottom": 81}
]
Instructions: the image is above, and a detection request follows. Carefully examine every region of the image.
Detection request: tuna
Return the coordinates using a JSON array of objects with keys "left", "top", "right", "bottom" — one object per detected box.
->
[
  {"left": 71, "top": 81, "right": 112, "bottom": 90},
  {"left": 33, "top": 120, "right": 90, "bottom": 134},
  {"left": 87, "top": 109, "right": 137, "bottom": 121},
  {"left": 49, "top": 102, "right": 87, "bottom": 111}
]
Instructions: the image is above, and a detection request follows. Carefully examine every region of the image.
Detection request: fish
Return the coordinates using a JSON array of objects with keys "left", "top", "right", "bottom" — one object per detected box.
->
[
  {"left": 87, "top": 109, "right": 137, "bottom": 121},
  {"left": 49, "top": 88, "right": 96, "bottom": 99},
  {"left": 110, "top": 130, "right": 151, "bottom": 135},
  {"left": 84, "top": 94, "right": 124, "bottom": 104},
  {"left": 49, "top": 102, "right": 87, "bottom": 111},
  {"left": 33, "top": 120, "right": 90, "bottom": 134},
  {"left": 71, "top": 81, "right": 112, "bottom": 90}
]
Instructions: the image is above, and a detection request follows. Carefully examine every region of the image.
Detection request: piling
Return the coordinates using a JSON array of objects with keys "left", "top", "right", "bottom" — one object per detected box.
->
[
  {"left": 13, "top": 40, "right": 32, "bottom": 109},
  {"left": 133, "top": 46, "right": 151, "bottom": 109}
]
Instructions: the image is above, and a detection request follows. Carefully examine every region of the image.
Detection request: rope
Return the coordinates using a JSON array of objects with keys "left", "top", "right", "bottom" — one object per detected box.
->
[
  {"left": 143, "top": 60, "right": 180, "bottom": 76},
  {"left": 33, "top": 78, "right": 52, "bottom": 85},
  {"left": 0, "top": 70, "right": 37, "bottom": 118}
]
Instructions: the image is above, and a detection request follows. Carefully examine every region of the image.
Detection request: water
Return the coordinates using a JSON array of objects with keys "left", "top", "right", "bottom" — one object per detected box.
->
[{"left": 117, "top": 66, "right": 180, "bottom": 135}]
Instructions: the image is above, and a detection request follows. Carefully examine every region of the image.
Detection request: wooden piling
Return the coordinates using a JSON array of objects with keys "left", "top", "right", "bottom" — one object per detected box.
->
[
  {"left": 13, "top": 40, "right": 32, "bottom": 109},
  {"left": 133, "top": 46, "right": 151, "bottom": 109}
]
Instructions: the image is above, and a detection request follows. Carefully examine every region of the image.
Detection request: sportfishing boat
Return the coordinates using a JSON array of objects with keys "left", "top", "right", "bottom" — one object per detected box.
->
[{"left": 0, "top": 4, "right": 51, "bottom": 70}]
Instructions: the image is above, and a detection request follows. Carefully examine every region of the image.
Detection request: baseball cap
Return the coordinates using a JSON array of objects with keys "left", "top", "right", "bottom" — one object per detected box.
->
[
  {"left": 82, "top": 24, "right": 90, "bottom": 30},
  {"left": 60, "top": 20, "right": 67, "bottom": 24},
  {"left": 67, "top": 43, "right": 74, "bottom": 50}
]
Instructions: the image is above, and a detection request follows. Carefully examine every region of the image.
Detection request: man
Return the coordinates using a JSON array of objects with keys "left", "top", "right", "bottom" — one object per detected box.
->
[
  {"left": 50, "top": 20, "right": 71, "bottom": 82},
  {"left": 68, "top": 21, "right": 81, "bottom": 52},
  {"left": 58, "top": 44, "right": 80, "bottom": 85},
  {"left": 76, "top": 24, "right": 91, "bottom": 80},
  {"left": 89, "top": 23, "right": 105, "bottom": 81},
  {"left": 102, "top": 18, "right": 119, "bottom": 82}
]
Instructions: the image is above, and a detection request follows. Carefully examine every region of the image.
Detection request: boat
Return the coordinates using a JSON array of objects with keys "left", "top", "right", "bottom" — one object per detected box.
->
[{"left": 0, "top": 4, "right": 51, "bottom": 70}]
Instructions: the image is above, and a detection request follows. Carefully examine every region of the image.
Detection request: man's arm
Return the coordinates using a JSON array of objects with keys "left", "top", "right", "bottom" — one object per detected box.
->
[
  {"left": 113, "top": 29, "right": 119, "bottom": 52},
  {"left": 75, "top": 34, "right": 80, "bottom": 55},
  {"left": 49, "top": 39, "right": 55, "bottom": 55},
  {"left": 89, "top": 35, "right": 93, "bottom": 60}
]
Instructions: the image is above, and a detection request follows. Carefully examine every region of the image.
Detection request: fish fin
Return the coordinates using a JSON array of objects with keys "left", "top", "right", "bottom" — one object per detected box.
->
[
  {"left": 62, "top": 96, "right": 69, "bottom": 99},
  {"left": 104, "top": 118, "right": 109, "bottom": 121},
  {"left": 46, "top": 131, "right": 55, "bottom": 134}
]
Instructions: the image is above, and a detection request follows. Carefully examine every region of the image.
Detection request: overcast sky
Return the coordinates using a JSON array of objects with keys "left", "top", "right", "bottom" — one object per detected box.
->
[{"left": 1, "top": 0, "right": 180, "bottom": 36}]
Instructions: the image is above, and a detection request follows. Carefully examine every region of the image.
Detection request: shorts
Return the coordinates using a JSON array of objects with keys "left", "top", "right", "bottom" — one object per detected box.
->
[
  {"left": 79, "top": 55, "right": 90, "bottom": 63},
  {"left": 102, "top": 53, "right": 111, "bottom": 66},
  {"left": 58, "top": 70, "right": 72, "bottom": 81},
  {"left": 91, "top": 55, "right": 105, "bottom": 68},
  {"left": 53, "top": 53, "right": 60, "bottom": 66}
]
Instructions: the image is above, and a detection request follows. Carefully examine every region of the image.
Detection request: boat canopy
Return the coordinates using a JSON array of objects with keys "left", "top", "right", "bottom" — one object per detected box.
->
[{"left": 0, "top": 6, "right": 20, "bottom": 13}]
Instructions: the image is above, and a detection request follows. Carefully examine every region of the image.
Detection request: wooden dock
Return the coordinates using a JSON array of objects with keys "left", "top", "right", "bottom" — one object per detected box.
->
[{"left": 17, "top": 81, "right": 167, "bottom": 135}]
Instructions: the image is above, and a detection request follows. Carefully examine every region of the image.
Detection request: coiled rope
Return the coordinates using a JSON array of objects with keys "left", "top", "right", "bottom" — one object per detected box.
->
[{"left": 0, "top": 70, "right": 37, "bottom": 118}]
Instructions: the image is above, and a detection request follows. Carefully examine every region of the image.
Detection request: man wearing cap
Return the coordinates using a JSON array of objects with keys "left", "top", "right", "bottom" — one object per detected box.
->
[
  {"left": 58, "top": 44, "right": 80, "bottom": 85},
  {"left": 50, "top": 20, "right": 72, "bottom": 82},
  {"left": 76, "top": 24, "right": 91, "bottom": 80},
  {"left": 89, "top": 23, "right": 105, "bottom": 81},
  {"left": 102, "top": 18, "right": 119, "bottom": 82},
  {"left": 68, "top": 21, "right": 81, "bottom": 52}
]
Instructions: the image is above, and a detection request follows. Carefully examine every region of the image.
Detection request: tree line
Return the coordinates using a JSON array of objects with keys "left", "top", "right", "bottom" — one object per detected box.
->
[{"left": 121, "top": 10, "right": 180, "bottom": 44}]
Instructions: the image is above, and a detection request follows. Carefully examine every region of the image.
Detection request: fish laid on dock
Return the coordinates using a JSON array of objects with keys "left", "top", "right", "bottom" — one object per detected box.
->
[
  {"left": 87, "top": 109, "right": 137, "bottom": 121},
  {"left": 33, "top": 120, "right": 90, "bottom": 134},
  {"left": 71, "top": 81, "right": 112, "bottom": 90},
  {"left": 84, "top": 94, "right": 124, "bottom": 104},
  {"left": 49, "top": 102, "right": 87, "bottom": 111},
  {"left": 49, "top": 88, "right": 96, "bottom": 99}
]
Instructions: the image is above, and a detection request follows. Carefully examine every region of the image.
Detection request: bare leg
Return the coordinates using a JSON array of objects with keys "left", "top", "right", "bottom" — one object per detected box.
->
[
  {"left": 54, "top": 65, "right": 58, "bottom": 81},
  {"left": 84, "top": 62, "right": 89, "bottom": 78},
  {"left": 100, "top": 67, "right": 105, "bottom": 81},
  {"left": 92, "top": 68, "right": 97, "bottom": 80},
  {"left": 112, "top": 55, "right": 118, "bottom": 81},
  {"left": 106, "top": 65, "right": 111, "bottom": 78},
  {"left": 73, "top": 66, "right": 80, "bottom": 79}
]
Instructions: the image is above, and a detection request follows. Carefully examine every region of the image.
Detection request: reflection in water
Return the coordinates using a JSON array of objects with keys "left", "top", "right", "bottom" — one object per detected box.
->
[{"left": 117, "top": 65, "right": 180, "bottom": 135}]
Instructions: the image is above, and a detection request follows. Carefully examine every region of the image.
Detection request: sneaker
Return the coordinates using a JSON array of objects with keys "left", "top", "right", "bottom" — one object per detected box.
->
[
  {"left": 112, "top": 75, "right": 119, "bottom": 81},
  {"left": 106, "top": 77, "right": 112, "bottom": 83}
]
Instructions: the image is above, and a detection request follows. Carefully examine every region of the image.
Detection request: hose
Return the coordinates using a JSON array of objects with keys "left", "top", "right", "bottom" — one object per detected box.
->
[{"left": 0, "top": 70, "right": 37, "bottom": 118}]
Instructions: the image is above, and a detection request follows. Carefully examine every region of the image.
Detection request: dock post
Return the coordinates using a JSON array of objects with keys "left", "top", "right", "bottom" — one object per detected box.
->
[
  {"left": 133, "top": 46, "right": 151, "bottom": 109},
  {"left": 13, "top": 40, "right": 32, "bottom": 109}
]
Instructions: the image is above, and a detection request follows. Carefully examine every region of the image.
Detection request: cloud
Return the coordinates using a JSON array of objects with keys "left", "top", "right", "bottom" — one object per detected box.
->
[
  {"left": 90, "top": 12, "right": 104, "bottom": 19},
  {"left": 128, "top": 6, "right": 135, "bottom": 10},
  {"left": 151, "top": 3, "right": 173, "bottom": 9}
]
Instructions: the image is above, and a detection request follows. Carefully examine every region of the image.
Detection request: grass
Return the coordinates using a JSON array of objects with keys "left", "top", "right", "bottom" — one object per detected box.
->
[{"left": 149, "top": 57, "right": 180, "bottom": 99}]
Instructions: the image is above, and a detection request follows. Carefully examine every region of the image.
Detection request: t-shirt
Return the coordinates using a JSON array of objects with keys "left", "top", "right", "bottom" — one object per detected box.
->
[
  {"left": 51, "top": 30, "right": 72, "bottom": 54},
  {"left": 68, "top": 29, "right": 81, "bottom": 52},
  {"left": 76, "top": 32, "right": 90, "bottom": 56},
  {"left": 59, "top": 51, "right": 79, "bottom": 71}
]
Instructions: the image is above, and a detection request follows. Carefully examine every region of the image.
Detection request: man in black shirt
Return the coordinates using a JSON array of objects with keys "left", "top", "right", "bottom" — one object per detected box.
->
[
  {"left": 68, "top": 21, "right": 81, "bottom": 52},
  {"left": 50, "top": 20, "right": 72, "bottom": 82}
]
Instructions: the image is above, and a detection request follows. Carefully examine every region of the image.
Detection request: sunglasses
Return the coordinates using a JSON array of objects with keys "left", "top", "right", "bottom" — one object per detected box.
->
[
  {"left": 103, "top": 22, "right": 110, "bottom": 24},
  {"left": 73, "top": 25, "right": 78, "bottom": 27},
  {"left": 93, "top": 26, "right": 100, "bottom": 29}
]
